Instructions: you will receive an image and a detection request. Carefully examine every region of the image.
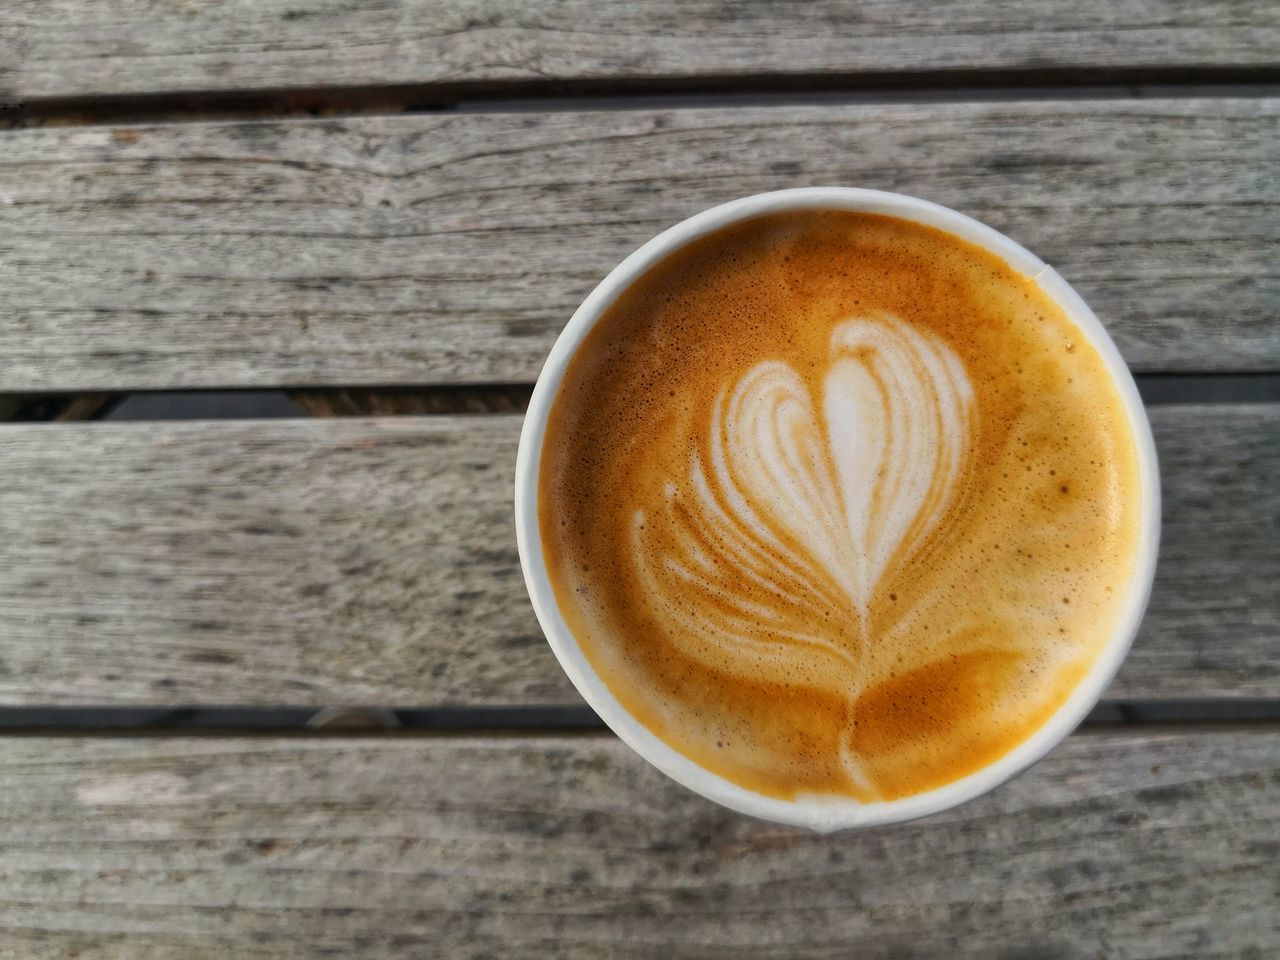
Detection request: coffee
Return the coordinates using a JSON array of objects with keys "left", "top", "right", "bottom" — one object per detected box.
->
[{"left": 539, "top": 210, "right": 1142, "bottom": 803}]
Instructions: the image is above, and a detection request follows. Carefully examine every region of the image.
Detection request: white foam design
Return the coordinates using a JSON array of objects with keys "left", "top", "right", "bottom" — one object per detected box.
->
[{"left": 632, "top": 314, "right": 974, "bottom": 688}]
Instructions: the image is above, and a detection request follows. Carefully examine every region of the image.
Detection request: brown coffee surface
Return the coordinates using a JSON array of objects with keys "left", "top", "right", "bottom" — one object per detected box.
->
[{"left": 539, "top": 210, "right": 1142, "bottom": 802}]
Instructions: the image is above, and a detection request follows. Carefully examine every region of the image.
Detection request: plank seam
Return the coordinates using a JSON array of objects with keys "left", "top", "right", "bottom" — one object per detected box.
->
[
  {"left": 7, "top": 67, "right": 1280, "bottom": 129},
  {"left": 0, "top": 701, "right": 1275, "bottom": 734},
  {"left": 4, "top": 375, "right": 1280, "bottom": 422}
]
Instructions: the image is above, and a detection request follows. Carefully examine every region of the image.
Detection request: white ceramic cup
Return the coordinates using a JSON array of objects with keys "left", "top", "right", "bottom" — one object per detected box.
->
[{"left": 515, "top": 188, "right": 1160, "bottom": 831}]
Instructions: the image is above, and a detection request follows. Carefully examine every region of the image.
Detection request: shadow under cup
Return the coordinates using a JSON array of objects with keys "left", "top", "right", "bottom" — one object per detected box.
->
[{"left": 515, "top": 188, "right": 1161, "bottom": 831}]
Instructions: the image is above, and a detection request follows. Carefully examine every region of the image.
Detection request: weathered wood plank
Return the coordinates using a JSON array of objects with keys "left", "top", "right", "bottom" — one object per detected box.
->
[
  {"left": 0, "top": 731, "right": 1275, "bottom": 958},
  {"left": 0, "top": 99, "right": 1276, "bottom": 391},
  {"left": 7, "top": 0, "right": 1279, "bottom": 102},
  {"left": 0, "top": 405, "right": 1273, "bottom": 705}
]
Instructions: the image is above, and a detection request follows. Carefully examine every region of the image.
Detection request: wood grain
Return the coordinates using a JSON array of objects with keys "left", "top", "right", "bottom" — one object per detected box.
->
[
  {"left": 1, "top": 99, "right": 1276, "bottom": 391},
  {"left": 0, "top": 731, "right": 1275, "bottom": 958},
  {"left": 0, "top": 405, "right": 1273, "bottom": 706},
  {"left": 7, "top": 0, "right": 1279, "bottom": 101}
]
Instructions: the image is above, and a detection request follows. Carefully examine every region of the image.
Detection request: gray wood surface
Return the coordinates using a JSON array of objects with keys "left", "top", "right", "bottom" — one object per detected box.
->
[
  {"left": 1, "top": 98, "right": 1276, "bottom": 391},
  {"left": 0, "top": 730, "right": 1275, "bottom": 958},
  {"left": 6, "top": 0, "right": 1278, "bottom": 101},
  {"left": 0, "top": 405, "right": 1273, "bottom": 706},
  {"left": 4, "top": 7, "right": 1276, "bottom": 953}
]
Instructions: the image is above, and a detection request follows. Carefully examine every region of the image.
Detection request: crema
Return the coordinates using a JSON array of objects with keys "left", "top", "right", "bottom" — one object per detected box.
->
[{"left": 539, "top": 210, "right": 1141, "bottom": 802}]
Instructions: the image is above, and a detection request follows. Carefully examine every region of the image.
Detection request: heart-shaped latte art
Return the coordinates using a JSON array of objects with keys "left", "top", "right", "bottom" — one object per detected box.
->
[{"left": 631, "top": 314, "right": 975, "bottom": 698}]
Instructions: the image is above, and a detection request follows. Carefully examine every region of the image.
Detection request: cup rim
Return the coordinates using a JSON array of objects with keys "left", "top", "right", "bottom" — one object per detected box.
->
[{"left": 514, "top": 187, "right": 1161, "bottom": 831}]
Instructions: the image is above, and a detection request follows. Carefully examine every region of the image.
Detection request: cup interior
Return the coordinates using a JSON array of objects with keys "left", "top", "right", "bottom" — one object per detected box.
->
[{"left": 514, "top": 188, "right": 1160, "bottom": 831}]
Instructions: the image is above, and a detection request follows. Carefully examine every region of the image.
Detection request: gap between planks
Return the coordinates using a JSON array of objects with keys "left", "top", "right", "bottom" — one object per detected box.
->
[
  {"left": 2, "top": 375, "right": 1280, "bottom": 422},
  {"left": 8, "top": 69, "right": 1280, "bottom": 129},
  {"left": 0, "top": 702, "right": 1278, "bottom": 735}
]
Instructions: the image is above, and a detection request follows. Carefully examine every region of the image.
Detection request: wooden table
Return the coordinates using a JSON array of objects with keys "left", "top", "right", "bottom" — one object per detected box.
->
[{"left": 2, "top": 3, "right": 1278, "bottom": 956}]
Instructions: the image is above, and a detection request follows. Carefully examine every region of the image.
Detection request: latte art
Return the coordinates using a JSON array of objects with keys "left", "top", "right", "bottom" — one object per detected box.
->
[
  {"left": 540, "top": 210, "right": 1142, "bottom": 802},
  {"left": 633, "top": 314, "right": 973, "bottom": 688}
]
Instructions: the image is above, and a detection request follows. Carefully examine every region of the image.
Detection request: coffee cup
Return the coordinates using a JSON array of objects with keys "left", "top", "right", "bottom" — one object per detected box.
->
[{"left": 515, "top": 188, "right": 1160, "bottom": 831}]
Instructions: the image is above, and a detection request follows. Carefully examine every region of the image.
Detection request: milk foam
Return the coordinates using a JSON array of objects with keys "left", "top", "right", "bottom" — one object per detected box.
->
[
  {"left": 632, "top": 315, "right": 974, "bottom": 753},
  {"left": 540, "top": 209, "right": 1142, "bottom": 802}
]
